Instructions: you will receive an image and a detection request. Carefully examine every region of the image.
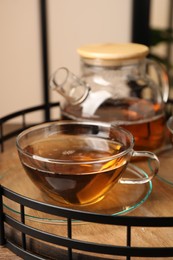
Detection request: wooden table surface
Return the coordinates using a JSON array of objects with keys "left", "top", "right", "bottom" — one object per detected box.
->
[{"left": 0, "top": 126, "right": 173, "bottom": 259}]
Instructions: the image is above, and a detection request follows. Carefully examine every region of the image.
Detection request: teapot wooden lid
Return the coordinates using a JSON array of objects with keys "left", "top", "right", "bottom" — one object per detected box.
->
[{"left": 77, "top": 43, "right": 149, "bottom": 65}]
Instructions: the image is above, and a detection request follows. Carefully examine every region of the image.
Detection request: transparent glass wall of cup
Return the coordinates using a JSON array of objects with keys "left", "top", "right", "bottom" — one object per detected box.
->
[
  {"left": 167, "top": 116, "right": 173, "bottom": 143},
  {"left": 50, "top": 43, "right": 169, "bottom": 151},
  {"left": 16, "top": 121, "right": 159, "bottom": 206}
]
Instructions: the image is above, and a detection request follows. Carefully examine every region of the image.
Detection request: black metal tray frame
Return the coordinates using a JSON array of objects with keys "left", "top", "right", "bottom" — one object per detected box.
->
[{"left": 0, "top": 103, "right": 173, "bottom": 260}]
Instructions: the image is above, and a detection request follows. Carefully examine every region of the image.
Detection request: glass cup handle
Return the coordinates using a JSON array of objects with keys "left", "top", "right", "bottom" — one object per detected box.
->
[
  {"left": 119, "top": 151, "right": 160, "bottom": 184},
  {"left": 145, "top": 58, "right": 169, "bottom": 103}
]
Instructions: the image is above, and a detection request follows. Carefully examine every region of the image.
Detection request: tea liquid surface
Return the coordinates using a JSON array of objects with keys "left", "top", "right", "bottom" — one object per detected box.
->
[{"left": 22, "top": 135, "right": 128, "bottom": 205}]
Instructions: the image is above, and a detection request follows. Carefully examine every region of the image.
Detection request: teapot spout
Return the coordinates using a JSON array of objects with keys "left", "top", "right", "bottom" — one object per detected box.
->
[{"left": 49, "top": 67, "right": 90, "bottom": 105}]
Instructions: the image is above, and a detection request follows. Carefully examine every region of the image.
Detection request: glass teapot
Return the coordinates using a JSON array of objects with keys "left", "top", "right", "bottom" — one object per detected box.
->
[{"left": 50, "top": 43, "right": 169, "bottom": 151}]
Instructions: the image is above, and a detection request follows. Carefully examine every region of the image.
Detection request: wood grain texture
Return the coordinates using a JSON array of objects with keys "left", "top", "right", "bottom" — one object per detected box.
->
[{"left": 0, "top": 246, "right": 22, "bottom": 259}]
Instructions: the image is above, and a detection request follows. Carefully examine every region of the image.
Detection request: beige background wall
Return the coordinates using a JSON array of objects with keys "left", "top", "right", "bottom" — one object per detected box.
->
[{"left": 0, "top": 0, "right": 170, "bottom": 119}]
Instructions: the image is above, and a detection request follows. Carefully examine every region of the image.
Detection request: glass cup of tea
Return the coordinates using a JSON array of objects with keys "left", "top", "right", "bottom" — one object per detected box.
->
[{"left": 16, "top": 121, "right": 159, "bottom": 206}]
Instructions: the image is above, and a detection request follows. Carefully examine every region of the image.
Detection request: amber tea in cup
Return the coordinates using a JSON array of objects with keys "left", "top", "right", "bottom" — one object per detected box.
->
[{"left": 16, "top": 121, "right": 159, "bottom": 206}]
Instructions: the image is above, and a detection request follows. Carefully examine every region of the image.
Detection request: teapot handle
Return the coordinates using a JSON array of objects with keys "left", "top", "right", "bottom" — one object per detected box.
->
[{"left": 145, "top": 58, "right": 169, "bottom": 103}]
